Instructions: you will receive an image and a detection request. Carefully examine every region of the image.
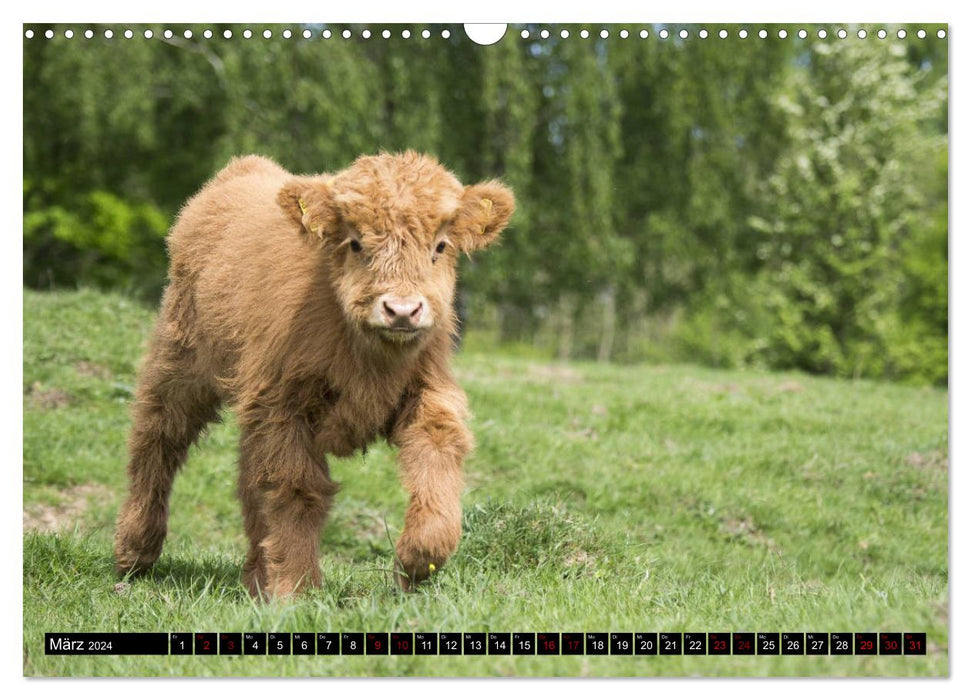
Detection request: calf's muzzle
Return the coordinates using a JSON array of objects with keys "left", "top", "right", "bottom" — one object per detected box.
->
[{"left": 372, "top": 294, "right": 430, "bottom": 331}]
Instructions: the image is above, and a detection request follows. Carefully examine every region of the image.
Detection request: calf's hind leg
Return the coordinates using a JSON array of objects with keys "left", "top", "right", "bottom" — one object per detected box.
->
[{"left": 114, "top": 334, "right": 220, "bottom": 576}]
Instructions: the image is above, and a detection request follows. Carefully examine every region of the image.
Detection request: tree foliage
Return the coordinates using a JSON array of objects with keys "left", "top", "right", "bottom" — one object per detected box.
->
[{"left": 23, "top": 24, "right": 948, "bottom": 384}]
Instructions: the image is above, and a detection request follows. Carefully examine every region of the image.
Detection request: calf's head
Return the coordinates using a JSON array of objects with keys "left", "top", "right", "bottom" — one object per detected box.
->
[{"left": 279, "top": 152, "right": 514, "bottom": 348}]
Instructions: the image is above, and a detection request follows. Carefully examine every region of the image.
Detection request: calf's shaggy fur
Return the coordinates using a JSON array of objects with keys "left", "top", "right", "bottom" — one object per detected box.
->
[{"left": 113, "top": 152, "right": 514, "bottom": 598}]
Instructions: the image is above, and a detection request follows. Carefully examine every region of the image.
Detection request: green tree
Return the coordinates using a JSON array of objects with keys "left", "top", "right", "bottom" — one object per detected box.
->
[
  {"left": 743, "top": 38, "right": 947, "bottom": 382},
  {"left": 22, "top": 24, "right": 948, "bottom": 383}
]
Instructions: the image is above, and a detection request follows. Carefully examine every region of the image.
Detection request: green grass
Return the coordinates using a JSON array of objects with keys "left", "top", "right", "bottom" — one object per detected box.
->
[{"left": 23, "top": 288, "right": 948, "bottom": 677}]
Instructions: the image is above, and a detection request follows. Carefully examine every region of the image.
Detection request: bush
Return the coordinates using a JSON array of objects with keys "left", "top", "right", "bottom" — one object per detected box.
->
[{"left": 24, "top": 180, "right": 169, "bottom": 300}]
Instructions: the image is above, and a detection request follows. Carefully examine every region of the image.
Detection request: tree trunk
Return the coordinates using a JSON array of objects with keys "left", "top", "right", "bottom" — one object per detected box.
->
[
  {"left": 557, "top": 294, "right": 576, "bottom": 361},
  {"left": 597, "top": 287, "right": 616, "bottom": 363},
  {"left": 499, "top": 303, "right": 531, "bottom": 344}
]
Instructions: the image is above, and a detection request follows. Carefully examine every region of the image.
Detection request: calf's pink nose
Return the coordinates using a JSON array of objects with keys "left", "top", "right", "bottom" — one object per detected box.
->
[{"left": 382, "top": 297, "right": 424, "bottom": 327}]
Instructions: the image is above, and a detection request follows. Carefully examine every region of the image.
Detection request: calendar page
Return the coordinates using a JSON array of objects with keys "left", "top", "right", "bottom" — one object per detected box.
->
[{"left": 22, "top": 17, "right": 949, "bottom": 680}]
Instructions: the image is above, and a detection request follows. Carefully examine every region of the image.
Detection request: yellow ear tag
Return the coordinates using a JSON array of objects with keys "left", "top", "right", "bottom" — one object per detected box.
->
[
  {"left": 428, "top": 563, "right": 436, "bottom": 573},
  {"left": 479, "top": 199, "right": 493, "bottom": 235},
  {"left": 297, "top": 198, "right": 307, "bottom": 214}
]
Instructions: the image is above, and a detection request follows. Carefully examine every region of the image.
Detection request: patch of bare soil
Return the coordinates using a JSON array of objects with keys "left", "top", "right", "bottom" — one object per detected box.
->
[
  {"left": 75, "top": 361, "right": 112, "bottom": 380},
  {"left": 566, "top": 417, "right": 599, "bottom": 441},
  {"left": 683, "top": 379, "right": 742, "bottom": 395},
  {"left": 27, "top": 382, "right": 72, "bottom": 409},
  {"left": 720, "top": 516, "right": 781, "bottom": 553},
  {"left": 526, "top": 363, "right": 583, "bottom": 384},
  {"left": 23, "top": 483, "right": 112, "bottom": 533},
  {"left": 562, "top": 549, "right": 595, "bottom": 574},
  {"left": 905, "top": 450, "right": 948, "bottom": 472}
]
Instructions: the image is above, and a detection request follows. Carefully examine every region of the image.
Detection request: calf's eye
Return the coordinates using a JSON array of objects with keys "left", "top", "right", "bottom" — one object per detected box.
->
[
  {"left": 435, "top": 241, "right": 447, "bottom": 255},
  {"left": 349, "top": 239, "right": 363, "bottom": 253}
]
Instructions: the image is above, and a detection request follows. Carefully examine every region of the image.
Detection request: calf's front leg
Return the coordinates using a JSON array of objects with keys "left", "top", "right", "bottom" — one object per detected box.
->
[
  {"left": 392, "top": 386, "right": 473, "bottom": 591},
  {"left": 238, "top": 417, "right": 338, "bottom": 599}
]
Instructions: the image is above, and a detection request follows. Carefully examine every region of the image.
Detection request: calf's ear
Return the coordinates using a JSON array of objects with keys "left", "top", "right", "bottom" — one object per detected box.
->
[
  {"left": 451, "top": 180, "right": 515, "bottom": 252},
  {"left": 277, "top": 177, "right": 340, "bottom": 240}
]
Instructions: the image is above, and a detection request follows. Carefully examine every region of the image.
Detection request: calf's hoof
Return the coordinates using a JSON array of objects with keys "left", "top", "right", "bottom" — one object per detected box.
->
[
  {"left": 114, "top": 507, "right": 167, "bottom": 577},
  {"left": 113, "top": 541, "right": 162, "bottom": 577},
  {"left": 242, "top": 562, "right": 268, "bottom": 600},
  {"left": 394, "top": 559, "right": 445, "bottom": 592},
  {"left": 260, "top": 564, "right": 322, "bottom": 601},
  {"left": 394, "top": 532, "right": 456, "bottom": 592}
]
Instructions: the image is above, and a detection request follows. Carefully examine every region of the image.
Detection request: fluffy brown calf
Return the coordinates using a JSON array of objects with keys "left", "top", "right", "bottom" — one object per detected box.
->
[{"left": 113, "top": 152, "right": 514, "bottom": 598}]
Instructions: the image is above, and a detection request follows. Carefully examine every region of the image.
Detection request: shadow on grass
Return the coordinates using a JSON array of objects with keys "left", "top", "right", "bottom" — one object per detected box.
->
[
  {"left": 24, "top": 531, "right": 247, "bottom": 603},
  {"left": 127, "top": 553, "right": 249, "bottom": 600}
]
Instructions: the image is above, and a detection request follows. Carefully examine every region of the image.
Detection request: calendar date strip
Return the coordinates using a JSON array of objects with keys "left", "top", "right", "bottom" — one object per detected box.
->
[{"left": 45, "top": 631, "right": 927, "bottom": 656}]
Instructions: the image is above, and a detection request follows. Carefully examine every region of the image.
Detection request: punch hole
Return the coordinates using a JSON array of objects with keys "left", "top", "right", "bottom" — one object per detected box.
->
[
  {"left": 858, "top": 29, "right": 867, "bottom": 39},
  {"left": 65, "top": 29, "right": 74, "bottom": 39},
  {"left": 680, "top": 29, "right": 689, "bottom": 39},
  {"left": 441, "top": 29, "right": 451, "bottom": 39},
  {"left": 817, "top": 29, "right": 827, "bottom": 39},
  {"left": 877, "top": 29, "right": 887, "bottom": 39},
  {"left": 84, "top": 29, "right": 93, "bottom": 39},
  {"left": 580, "top": 29, "right": 590, "bottom": 39},
  {"left": 124, "top": 29, "right": 133, "bottom": 39},
  {"left": 164, "top": 29, "right": 173, "bottom": 39},
  {"left": 699, "top": 29, "right": 709, "bottom": 39},
  {"left": 798, "top": 29, "right": 807, "bottom": 39},
  {"left": 600, "top": 30, "right": 609, "bottom": 39},
  {"left": 342, "top": 29, "right": 351, "bottom": 39},
  {"left": 541, "top": 29, "right": 550, "bottom": 39},
  {"left": 758, "top": 29, "right": 767, "bottom": 39},
  {"left": 560, "top": 29, "right": 569, "bottom": 39},
  {"left": 719, "top": 29, "right": 728, "bottom": 39},
  {"left": 520, "top": 29, "right": 529, "bottom": 39},
  {"left": 323, "top": 29, "right": 332, "bottom": 39},
  {"left": 282, "top": 29, "right": 292, "bottom": 39},
  {"left": 917, "top": 29, "right": 926, "bottom": 39},
  {"left": 837, "top": 29, "right": 847, "bottom": 39},
  {"left": 738, "top": 29, "right": 748, "bottom": 38},
  {"left": 223, "top": 29, "right": 232, "bottom": 39},
  {"left": 937, "top": 29, "right": 946, "bottom": 38},
  {"left": 422, "top": 29, "right": 431, "bottom": 39},
  {"left": 362, "top": 29, "right": 371, "bottom": 39},
  {"left": 303, "top": 29, "right": 312, "bottom": 39},
  {"left": 263, "top": 29, "right": 272, "bottom": 39},
  {"left": 243, "top": 29, "right": 253, "bottom": 39},
  {"left": 143, "top": 29, "right": 153, "bottom": 39},
  {"left": 897, "top": 29, "right": 906, "bottom": 39},
  {"left": 659, "top": 29, "right": 668, "bottom": 39},
  {"left": 778, "top": 29, "right": 788, "bottom": 38},
  {"left": 402, "top": 29, "right": 412, "bottom": 39},
  {"left": 203, "top": 29, "right": 212, "bottom": 39},
  {"left": 639, "top": 29, "right": 648, "bottom": 39},
  {"left": 184, "top": 29, "right": 193, "bottom": 39},
  {"left": 382, "top": 29, "right": 391, "bottom": 39},
  {"left": 620, "top": 29, "right": 629, "bottom": 39},
  {"left": 45, "top": 29, "right": 53, "bottom": 39},
  {"left": 25, "top": 29, "right": 34, "bottom": 39}
]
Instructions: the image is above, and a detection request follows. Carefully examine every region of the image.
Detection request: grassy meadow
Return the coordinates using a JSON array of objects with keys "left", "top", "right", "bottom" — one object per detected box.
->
[{"left": 23, "top": 288, "right": 948, "bottom": 677}]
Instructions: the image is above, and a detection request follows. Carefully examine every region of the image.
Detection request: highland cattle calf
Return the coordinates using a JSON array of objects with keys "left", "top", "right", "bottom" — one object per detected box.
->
[{"left": 113, "top": 152, "right": 514, "bottom": 598}]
